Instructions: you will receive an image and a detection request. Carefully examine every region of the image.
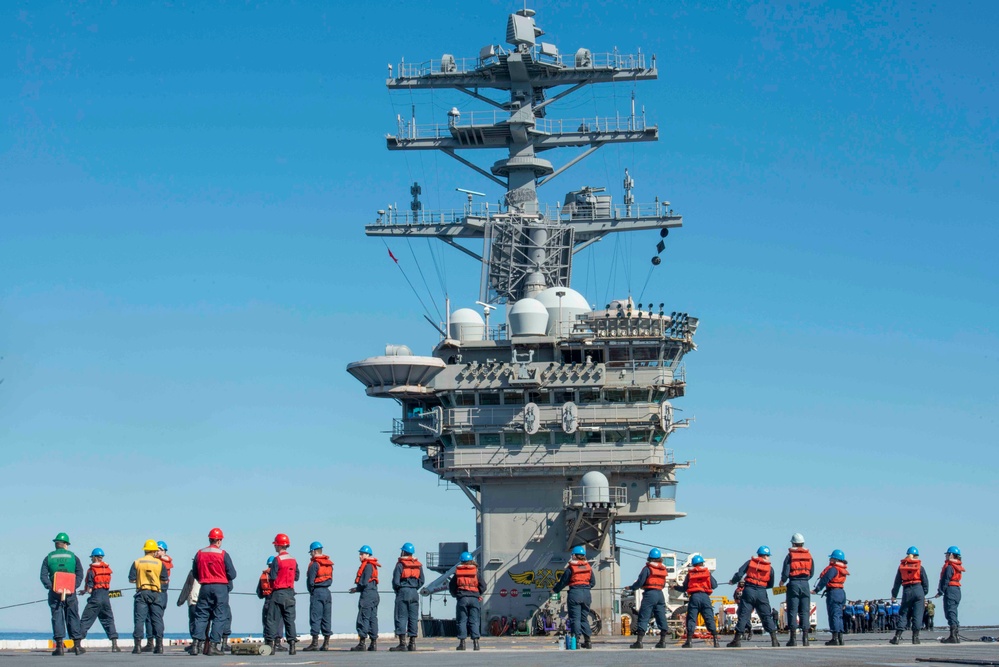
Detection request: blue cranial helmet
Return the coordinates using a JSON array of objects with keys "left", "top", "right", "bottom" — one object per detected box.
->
[
  {"left": 401, "top": 542, "right": 415, "bottom": 554},
  {"left": 906, "top": 546, "right": 919, "bottom": 557},
  {"left": 309, "top": 541, "right": 323, "bottom": 551},
  {"left": 691, "top": 554, "right": 705, "bottom": 566},
  {"left": 90, "top": 548, "right": 105, "bottom": 558},
  {"left": 571, "top": 545, "right": 586, "bottom": 557},
  {"left": 459, "top": 551, "right": 474, "bottom": 562},
  {"left": 359, "top": 545, "right": 373, "bottom": 556},
  {"left": 648, "top": 548, "right": 662, "bottom": 559},
  {"left": 757, "top": 545, "right": 771, "bottom": 557}
]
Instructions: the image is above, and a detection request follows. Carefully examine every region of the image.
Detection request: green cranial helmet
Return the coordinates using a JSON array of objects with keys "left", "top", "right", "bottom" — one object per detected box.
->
[{"left": 53, "top": 532, "right": 71, "bottom": 545}]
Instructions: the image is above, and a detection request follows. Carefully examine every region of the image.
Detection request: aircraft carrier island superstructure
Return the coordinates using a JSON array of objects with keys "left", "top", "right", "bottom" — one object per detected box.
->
[{"left": 347, "top": 9, "right": 699, "bottom": 634}]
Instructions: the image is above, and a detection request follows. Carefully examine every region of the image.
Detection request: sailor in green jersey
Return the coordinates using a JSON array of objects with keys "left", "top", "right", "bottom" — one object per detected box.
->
[{"left": 39, "top": 532, "right": 86, "bottom": 656}]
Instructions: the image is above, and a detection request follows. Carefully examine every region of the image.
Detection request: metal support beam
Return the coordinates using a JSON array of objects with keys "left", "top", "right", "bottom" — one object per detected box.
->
[
  {"left": 572, "top": 234, "right": 606, "bottom": 254},
  {"left": 533, "top": 82, "right": 586, "bottom": 112},
  {"left": 537, "top": 145, "right": 602, "bottom": 188},
  {"left": 456, "top": 87, "right": 506, "bottom": 110},
  {"left": 442, "top": 149, "right": 507, "bottom": 188},
  {"left": 454, "top": 479, "right": 482, "bottom": 510},
  {"left": 440, "top": 237, "right": 483, "bottom": 261}
]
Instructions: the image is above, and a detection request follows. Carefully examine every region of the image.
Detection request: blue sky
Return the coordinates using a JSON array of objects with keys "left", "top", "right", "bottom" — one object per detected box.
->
[{"left": 2, "top": 0, "right": 996, "bottom": 633}]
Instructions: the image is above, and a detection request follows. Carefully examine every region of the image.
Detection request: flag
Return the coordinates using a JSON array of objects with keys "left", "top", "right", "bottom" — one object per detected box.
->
[{"left": 388, "top": 248, "right": 399, "bottom": 264}]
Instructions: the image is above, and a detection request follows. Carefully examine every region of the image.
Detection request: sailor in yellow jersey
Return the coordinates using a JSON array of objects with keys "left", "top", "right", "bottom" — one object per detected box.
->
[{"left": 128, "top": 540, "right": 170, "bottom": 654}]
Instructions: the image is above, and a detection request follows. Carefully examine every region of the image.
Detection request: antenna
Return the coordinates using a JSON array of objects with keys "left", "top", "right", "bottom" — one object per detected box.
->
[
  {"left": 475, "top": 300, "right": 497, "bottom": 332},
  {"left": 456, "top": 188, "right": 486, "bottom": 215}
]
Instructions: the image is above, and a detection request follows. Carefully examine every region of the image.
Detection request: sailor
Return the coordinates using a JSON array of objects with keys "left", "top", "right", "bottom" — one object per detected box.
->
[
  {"left": 813, "top": 549, "right": 849, "bottom": 646},
  {"left": 890, "top": 597, "right": 900, "bottom": 630},
  {"left": 40, "top": 532, "right": 86, "bottom": 656},
  {"left": 268, "top": 533, "right": 299, "bottom": 655},
  {"left": 129, "top": 539, "right": 170, "bottom": 654},
  {"left": 779, "top": 533, "right": 814, "bottom": 646},
  {"left": 302, "top": 541, "right": 333, "bottom": 651},
  {"left": 255, "top": 557, "right": 281, "bottom": 650},
  {"left": 924, "top": 598, "right": 935, "bottom": 630},
  {"left": 349, "top": 545, "right": 381, "bottom": 652},
  {"left": 139, "top": 540, "right": 173, "bottom": 652},
  {"left": 876, "top": 599, "right": 886, "bottom": 632},
  {"left": 889, "top": 546, "right": 929, "bottom": 645},
  {"left": 552, "top": 545, "right": 595, "bottom": 649},
  {"left": 190, "top": 527, "right": 237, "bottom": 656},
  {"left": 937, "top": 546, "right": 965, "bottom": 644},
  {"left": 449, "top": 551, "right": 486, "bottom": 651},
  {"left": 726, "top": 545, "right": 779, "bottom": 648},
  {"left": 674, "top": 553, "right": 719, "bottom": 648},
  {"left": 627, "top": 548, "right": 670, "bottom": 649},
  {"left": 390, "top": 542, "right": 424, "bottom": 652},
  {"left": 78, "top": 547, "right": 120, "bottom": 652}
]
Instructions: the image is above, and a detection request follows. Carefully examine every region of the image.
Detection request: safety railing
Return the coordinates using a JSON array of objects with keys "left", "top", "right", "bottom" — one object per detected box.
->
[
  {"left": 393, "top": 50, "right": 648, "bottom": 80},
  {"left": 563, "top": 485, "right": 628, "bottom": 508},
  {"left": 445, "top": 404, "right": 657, "bottom": 429},
  {"left": 392, "top": 113, "right": 650, "bottom": 142}
]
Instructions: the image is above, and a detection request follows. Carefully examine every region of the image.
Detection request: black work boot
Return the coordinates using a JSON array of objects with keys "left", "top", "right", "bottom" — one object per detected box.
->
[
  {"left": 456, "top": 638, "right": 466, "bottom": 651},
  {"left": 787, "top": 630, "right": 797, "bottom": 647},
  {"left": 274, "top": 638, "right": 287, "bottom": 652},
  {"left": 912, "top": 629, "right": 920, "bottom": 645},
  {"left": 889, "top": 629, "right": 903, "bottom": 644},
  {"left": 681, "top": 635, "right": 692, "bottom": 648},
  {"left": 133, "top": 639, "right": 142, "bottom": 654},
  {"left": 954, "top": 626, "right": 961, "bottom": 644},
  {"left": 472, "top": 638, "right": 480, "bottom": 651},
  {"left": 770, "top": 631, "right": 780, "bottom": 647},
  {"left": 408, "top": 636, "right": 416, "bottom": 651},
  {"left": 302, "top": 635, "right": 320, "bottom": 651},
  {"left": 389, "top": 635, "right": 407, "bottom": 652},
  {"left": 825, "top": 632, "right": 838, "bottom": 646},
  {"left": 202, "top": 641, "right": 216, "bottom": 656},
  {"left": 838, "top": 632, "right": 844, "bottom": 646},
  {"left": 142, "top": 638, "right": 154, "bottom": 652},
  {"left": 802, "top": 631, "right": 809, "bottom": 646},
  {"left": 187, "top": 640, "right": 201, "bottom": 655},
  {"left": 320, "top": 635, "right": 331, "bottom": 651},
  {"left": 712, "top": 633, "right": 719, "bottom": 648},
  {"left": 367, "top": 638, "right": 377, "bottom": 651},
  {"left": 654, "top": 633, "right": 666, "bottom": 648},
  {"left": 350, "top": 637, "right": 367, "bottom": 652},
  {"left": 73, "top": 639, "right": 85, "bottom": 655},
  {"left": 629, "top": 630, "right": 645, "bottom": 649},
  {"left": 581, "top": 635, "right": 592, "bottom": 649},
  {"left": 222, "top": 636, "right": 231, "bottom": 652},
  {"left": 110, "top": 638, "right": 121, "bottom": 652},
  {"left": 288, "top": 640, "right": 297, "bottom": 655},
  {"left": 52, "top": 639, "right": 64, "bottom": 656},
  {"left": 726, "top": 633, "right": 742, "bottom": 648},
  {"left": 153, "top": 638, "right": 163, "bottom": 654}
]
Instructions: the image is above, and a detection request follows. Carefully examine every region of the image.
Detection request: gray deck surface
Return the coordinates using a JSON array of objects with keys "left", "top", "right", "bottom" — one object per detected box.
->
[{"left": 2, "top": 628, "right": 997, "bottom": 666}]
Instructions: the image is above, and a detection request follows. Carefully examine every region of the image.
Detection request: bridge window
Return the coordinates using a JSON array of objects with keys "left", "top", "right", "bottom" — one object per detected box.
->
[
  {"left": 479, "top": 433, "right": 501, "bottom": 446},
  {"left": 454, "top": 434, "right": 475, "bottom": 446},
  {"left": 456, "top": 393, "right": 476, "bottom": 407},
  {"left": 479, "top": 392, "right": 500, "bottom": 406},
  {"left": 505, "top": 433, "right": 525, "bottom": 447},
  {"left": 503, "top": 391, "right": 524, "bottom": 405}
]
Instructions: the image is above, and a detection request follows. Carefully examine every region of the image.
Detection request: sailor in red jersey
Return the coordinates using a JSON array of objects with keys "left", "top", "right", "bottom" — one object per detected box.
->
[
  {"left": 267, "top": 533, "right": 300, "bottom": 655},
  {"left": 189, "top": 527, "right": 237, "bottom": 656},
  {"left": 726, "top": 545, "right": 779, "bottom": 648},
  {"left": 937, "top": 546, "right": 965, "bottom": 644},
  {"left": 79, "top": 547, "right": 120, "bottom": 652},
  {"left": 675, "top": 554, "right": 719, "bottom": 648},
  {"left": 778, "top": 533, "right": 814, "bottom": 646},
  {"left": 626, "top": 548, "right": 672, "bottom": 649},
  {"left": 349, "top": 545, "right": 381, "bottom": 652},
  {"left": 889, "top": 546, "right": 928, "bottom": 645}
]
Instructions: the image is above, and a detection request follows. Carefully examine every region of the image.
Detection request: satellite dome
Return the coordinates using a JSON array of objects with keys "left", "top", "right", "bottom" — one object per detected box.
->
[
  {"left": 535, "top": 287, "right": 592, "bottom": 336},
  {"left": 449, "top": 308, "right": 485, "bottom": 342},
  {"left": 580, "top": 470, "right": 610, "bottom": 504},
  {"left": 509, "top": 298, "right": 548, "bottom": 336}
]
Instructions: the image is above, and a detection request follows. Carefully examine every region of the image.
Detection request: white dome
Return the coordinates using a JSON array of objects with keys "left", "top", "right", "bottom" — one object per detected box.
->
[
  {"left": 508, "top": 298, "right": 549, "bottom": 336},
  {"left": 580, "top": 470, "right": 610, "bottom": 504},
  {"left": 449, "top": 308, "right": 485, "bottom": 342},
  {"left": 534, "top": 287, "right": 592, "bottom": 336}
]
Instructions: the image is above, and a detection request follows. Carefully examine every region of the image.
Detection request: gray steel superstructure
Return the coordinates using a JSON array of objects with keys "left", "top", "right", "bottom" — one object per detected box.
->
[{"left": 348, "top": 9, "right": 698, "bottom": 634}]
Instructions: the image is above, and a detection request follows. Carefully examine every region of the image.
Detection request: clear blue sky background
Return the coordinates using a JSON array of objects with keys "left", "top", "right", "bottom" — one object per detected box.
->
[{"left": 2, "top": 0, "right": 996, "bottom": 634}]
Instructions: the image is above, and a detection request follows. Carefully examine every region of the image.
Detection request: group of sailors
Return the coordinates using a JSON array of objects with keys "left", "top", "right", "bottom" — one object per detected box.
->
[
  {"left": 614, "top": 534, "right": 966, "bottom": 650},
  {"left": 37, "top": 529, "right": 967, "bottom": 655},
  {"left": 39, "top": 529, "right": 486, "bottom": 656},
  {"left": 842, "top": 598, "right": 907, "bottom": 633}
]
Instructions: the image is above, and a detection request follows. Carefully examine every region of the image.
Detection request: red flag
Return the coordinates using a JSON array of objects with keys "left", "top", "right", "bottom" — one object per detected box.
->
[{"left": 388, "top": 248, "right": 399, "bottom": 264}]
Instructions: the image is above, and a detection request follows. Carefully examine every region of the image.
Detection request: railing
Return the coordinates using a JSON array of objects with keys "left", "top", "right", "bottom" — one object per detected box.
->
[
  {"left": 369, "top": 201, "right": 678, "bottom": 227},
  {"left": 392, "top": 418, "right": 436, "bottom": 438},
  {"left": 445, "top": 404, "right": 657, "bottom": 429},
  {"left": 563, "top": 485, "right": 628, "bottom": 508},
  {"left": 425, "top": 552, "right": 440, "bottom": 569},
  {"left": 393, "top": 112, "right": 650, "bottom": 142},
  {"left": 429, "top": 443, "right": 669, "bottom": 470},
  {"left": 393, "top": 50, "right": 648, "bottom": 79}
]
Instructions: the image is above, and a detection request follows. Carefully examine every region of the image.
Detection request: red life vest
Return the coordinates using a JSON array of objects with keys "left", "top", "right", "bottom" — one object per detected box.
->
[
  {"left": 942, "top": 560, "right": 964, "bottom": 587},
  {"left": 398, "top": 557, "right": 422, "bottom": 580},
  {"left": 89, "top": 561, "right": 112, "bottom": 590},
  {"left": 643, "top": 562, "right": 667, "bottom": 590},
  {"left": 195, "top": 546, "right": 229, "bottom": 585},
  {"left": 311, "top": 555, "right": 333, "bottom": 584},
  {"left": 568, "top": 560, "right": 592, "bottom": 587},
  {"left": 686, "top": 565, "right": 713, "bottom": 594},
  {"left": 259, "top": 570, "right": 272, "bottom": 597},
  {"left": 355, "top": 558, "right": 380, "bottom": 585},
  {"left": 272, "top": 551, "right": 297, "bottom": 590},
  {"left": 821, "top": 562, "right": 849, "bottom": 589},
  {"left": 159, "top": 554, "right": 173, "bottom": 583},
  {"left": 455, "top": 563, "right": 480, "bottom": 592},
  {"left": 788, "top": 548, "right": 813, "bottom": 578},
  {"left": 744, "top": 557, "right": 771, "bottom": 587},
  {"left": 899, "top": 558, "right": 922, "bottom": 586}
]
